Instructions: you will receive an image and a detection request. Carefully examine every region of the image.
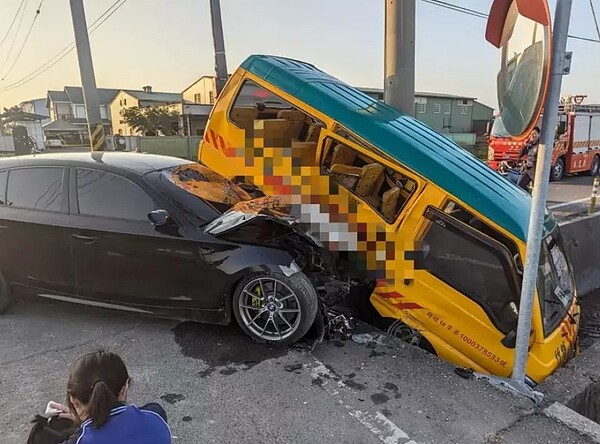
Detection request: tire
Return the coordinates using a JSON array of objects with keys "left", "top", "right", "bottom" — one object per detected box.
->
[
  {"left": 232, "top": 271, "right": 318, "bottom": 345},
  {"left": 551, "top": 157, "right": 565, "bottom": 182},
  {"left": 382, "top": 318, "right": 436, "bottom": 356},
  {"left": 589, "top": 156, "right": 600, "bottom": 177},
  {"left": 0, "top": 271, "right": 13, "bottom": 313}
]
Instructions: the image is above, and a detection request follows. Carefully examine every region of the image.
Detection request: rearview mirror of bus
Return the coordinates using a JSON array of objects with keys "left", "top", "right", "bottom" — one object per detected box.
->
[{"left": 486, "top": 0, "right": 552, "bottom": 139}]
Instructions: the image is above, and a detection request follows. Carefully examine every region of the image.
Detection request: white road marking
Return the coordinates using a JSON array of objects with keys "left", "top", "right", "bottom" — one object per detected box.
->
[
  {"left": 37, "top": 293, "right": 153, "bottom": 314},
  {"left": 558, "top": 211, "right": 600, "bottom": 227},
  {"left": 549, "top": 197, "right": 590, "bottom": 210},
  {"left": 310, "top": 360, "right": 418, "bottom": 444}
]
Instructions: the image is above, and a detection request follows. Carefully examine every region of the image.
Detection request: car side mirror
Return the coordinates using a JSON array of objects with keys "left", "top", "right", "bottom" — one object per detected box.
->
[{"left": 148, "top": 209, "right": 170, "bottom": 226}]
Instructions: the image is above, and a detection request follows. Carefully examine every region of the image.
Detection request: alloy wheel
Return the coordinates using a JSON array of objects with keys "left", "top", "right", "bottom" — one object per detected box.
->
[{"left": 238, "top": 277, "right": 302, "bottom": 341}]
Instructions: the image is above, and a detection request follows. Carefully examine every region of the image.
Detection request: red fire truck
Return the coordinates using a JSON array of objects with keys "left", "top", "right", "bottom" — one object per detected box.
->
[{"left": 487, "top": 98, "right": 600, "bottom": 181}]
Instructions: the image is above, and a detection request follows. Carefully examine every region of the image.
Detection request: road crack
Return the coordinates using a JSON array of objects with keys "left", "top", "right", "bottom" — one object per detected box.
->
[{"left": 0, "top": 325, "right": 138, "bottom": 367}]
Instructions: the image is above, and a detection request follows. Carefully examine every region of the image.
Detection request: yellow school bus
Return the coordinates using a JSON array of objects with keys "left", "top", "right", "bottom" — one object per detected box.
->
[{"left": 198, "top": 54, "right": 579, "bottom": 384}]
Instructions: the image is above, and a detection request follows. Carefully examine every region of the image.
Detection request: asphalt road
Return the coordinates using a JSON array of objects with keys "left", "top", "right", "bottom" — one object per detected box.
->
[
  {"left": 548, "top": 175, "right": 595, "bottom": 205},
  {"left": 547, "top": 174, "right": 596, "bottom": 219},
  {"left": 0, "top": 298, "right": 592, "bottom": 444}
]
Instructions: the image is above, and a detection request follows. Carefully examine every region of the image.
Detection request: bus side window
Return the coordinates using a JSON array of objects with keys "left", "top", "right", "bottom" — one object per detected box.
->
[
  {"left": 228, "top": 80, "right": 324, "bottom": 147},
  {"left": 420, "top": 208, "right": 519, "bottom": 334},
  {"left": 321, "top": 137, "right": 417, "bottom": 222}
]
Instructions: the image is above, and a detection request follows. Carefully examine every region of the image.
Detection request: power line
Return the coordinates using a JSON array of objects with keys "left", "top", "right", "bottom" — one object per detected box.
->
[
  {"left": 0, "top": 0, "right": 128, "bottom": 93},
  {"left": 590, "top": 0, "right": 600, "bottom": 41},
  {"left": 421, "top": 0, "right": 600, "bottom": 45},
  {"left": 420, "top": 0, "right": 487, "bottom": 19},
  {"left": 567, "top": 34, "right": 600, "bottom": 43},
  {"left": 0, "top": 0, "right": 27, "bottom": 50},
  {"left": 0, "top": 0, "right": 29, "bottom": 75},
  {"left": 2, "top": 0, "right": 45, "bottom": 81}
]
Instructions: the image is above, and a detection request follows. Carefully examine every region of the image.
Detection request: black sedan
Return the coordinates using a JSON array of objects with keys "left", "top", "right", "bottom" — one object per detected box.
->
[{"left": 0, "top": 152, "right": 323, "bottom": 344}]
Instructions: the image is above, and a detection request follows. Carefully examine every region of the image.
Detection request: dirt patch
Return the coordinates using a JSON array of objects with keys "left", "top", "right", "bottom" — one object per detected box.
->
[
  {"left": 370, "top": 393, "right": 389, "bottom": 405},
  {"left": 160, "top": 393, "right": 186, "bottom": 404}
]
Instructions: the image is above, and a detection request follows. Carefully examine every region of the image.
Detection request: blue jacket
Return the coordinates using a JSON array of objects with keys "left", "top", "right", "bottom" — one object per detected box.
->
[{"left": 62, "top": 403, "right": 171, "bottom": 444}]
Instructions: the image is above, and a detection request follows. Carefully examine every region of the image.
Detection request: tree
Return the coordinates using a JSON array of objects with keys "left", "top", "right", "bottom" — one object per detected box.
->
[
  {"left": 121, "top": 106, "right": 180, "bottom": 136},
  {"left": 0, "top": 105, "right": 22, "bottom": 135}
]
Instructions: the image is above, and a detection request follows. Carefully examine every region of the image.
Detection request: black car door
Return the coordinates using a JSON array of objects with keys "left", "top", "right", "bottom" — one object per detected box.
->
[
  {"left": 0, "top": 166, "right": 75, "bottom": 295},
  {"left": 68, "top": 167, "right": 222, "bottom": 314}
]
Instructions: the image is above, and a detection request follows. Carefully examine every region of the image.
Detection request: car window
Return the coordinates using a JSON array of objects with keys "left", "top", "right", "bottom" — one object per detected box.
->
[
  {"left": 0, "top": 170, "right": 6, "bottom": 205},
  {"left": 76, "top": 169, "right": 155, "bottom": 221},
  {"left": 6, "top": 168, "right": 63, "bottom": 212},
  {"left": 420, "top": 208, "right": 519, "bottom": 333},
  {"left": 321, "top": 137, "right": 417, "bottom": 223}
]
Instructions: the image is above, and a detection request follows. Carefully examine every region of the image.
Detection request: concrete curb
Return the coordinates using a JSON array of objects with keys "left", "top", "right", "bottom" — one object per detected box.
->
[
  {"left": 539, "top": 341, "right": 600, "bottom": 441},
  {"left": 543, "top": 403, "right": 600, "bottom": 443},
  {"left": 559, "top": 212, "right": 600, "bottom": 297}
]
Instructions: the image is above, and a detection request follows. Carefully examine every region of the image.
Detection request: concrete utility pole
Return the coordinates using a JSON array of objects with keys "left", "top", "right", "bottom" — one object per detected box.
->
[
  {"left": 209, "top": 0, "right": 229, "bottom": 97},
  {"left": 511, "top": 0, "right": 573, "bottom": 386},
  {"left": 384, "top": 0, "right": 415, "bottom": 116},
  {"left": 69, "top": 0, "right": 106, "bottom": 151}
]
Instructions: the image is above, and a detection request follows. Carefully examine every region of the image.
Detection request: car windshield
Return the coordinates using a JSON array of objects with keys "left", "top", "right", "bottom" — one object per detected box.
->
[
  {"left": 490, "top": 116, "right": 511, "bottom": 138},
  {"left": 537, "top": 228, "right": 575, "bottom": 337},
  {"left": 162, "top": 164, "right": 252, "bottom": 215}
]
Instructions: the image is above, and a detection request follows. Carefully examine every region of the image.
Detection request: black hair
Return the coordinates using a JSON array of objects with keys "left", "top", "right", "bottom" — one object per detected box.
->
[
  {"left": 533, "top": 126, "right": 541, "bottom": 133},
  {"left": 67, "top": 350, "right": 129, "bottom": 428}
]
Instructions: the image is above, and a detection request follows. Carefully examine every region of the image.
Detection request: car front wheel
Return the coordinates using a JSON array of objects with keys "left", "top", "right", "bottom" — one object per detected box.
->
[
  {"left": 233, "top": 272, "right": 318, "bottom": 345},
  {"left": 590, "top": 156, "right": 600, "bottom": 177},
  {"left": 551, "top": 158, "right": 565, "bottom": 181}
]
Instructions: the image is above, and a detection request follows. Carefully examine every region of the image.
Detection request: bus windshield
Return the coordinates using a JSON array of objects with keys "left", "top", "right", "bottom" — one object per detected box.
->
[
  {"left": 490, "top": 116, "right": 511, "bottom": 138},
  {"left": 537, "top": 228, "right": 576, "bottom": 337}
]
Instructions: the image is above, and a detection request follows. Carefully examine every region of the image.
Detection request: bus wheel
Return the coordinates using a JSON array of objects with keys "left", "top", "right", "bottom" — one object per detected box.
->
[
  {"left": 385, "top": 319, "right": 436, "bottom": 356},
  {"left": 551, "top": 158, "right": 565, "bottom": 182},
  {"left": 589, "top": 156, "right": 600, "bottom": 177}
]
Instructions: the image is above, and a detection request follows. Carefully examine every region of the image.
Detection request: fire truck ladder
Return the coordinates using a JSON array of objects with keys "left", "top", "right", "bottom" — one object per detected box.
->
[{"left": 559, "top": 103, "right": 600, "bottom": 114}]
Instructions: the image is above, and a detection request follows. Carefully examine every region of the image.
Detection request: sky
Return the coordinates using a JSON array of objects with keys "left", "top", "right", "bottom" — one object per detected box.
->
[{"left": 0, "top": 0, "right": 599, "bottom": 111}]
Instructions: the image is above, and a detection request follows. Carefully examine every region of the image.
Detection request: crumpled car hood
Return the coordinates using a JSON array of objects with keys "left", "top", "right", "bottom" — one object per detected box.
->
[{"left": 203, "top": 195, "right": 296, "bottom": 235}]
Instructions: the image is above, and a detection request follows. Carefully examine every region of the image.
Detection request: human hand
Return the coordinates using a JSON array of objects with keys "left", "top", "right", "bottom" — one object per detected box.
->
[{"left": 46, "top": 401, "right": 76, "bottom": 421}]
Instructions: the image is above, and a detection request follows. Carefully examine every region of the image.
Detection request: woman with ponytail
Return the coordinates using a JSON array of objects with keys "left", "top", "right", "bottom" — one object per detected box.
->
[{"left": 38, "top": 350, "right": 172, "bottom": 444}]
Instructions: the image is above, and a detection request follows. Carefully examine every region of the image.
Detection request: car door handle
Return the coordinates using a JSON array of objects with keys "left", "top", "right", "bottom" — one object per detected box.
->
[{"left": 72, "top": 234, "right": 99, "bottom": 244}]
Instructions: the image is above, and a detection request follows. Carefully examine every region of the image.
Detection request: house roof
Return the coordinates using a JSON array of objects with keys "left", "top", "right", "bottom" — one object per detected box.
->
[
  {"left": 182, "top": 75, "right": 216, "bottom": 94},
  {"left": 357, "top": 86, "right": 478, "bottom": 101},
  {"left": 47, "top": 90, "right": 69, "bottom": 103},
  {"left": 42, "top": 119, "right": 85, "bottom": 131},
  {"left": 64, "top": 86, "right": 120, "bottom": 105},
  {"left": 240, "top": 54, "right": 553, "bottom": 242},
  {"left": 71, "top": 118, "right": 111, "bottom": 125},
  {"left": 47, "top": 86, "right": 181, "bottom": 109},
  {"left": 19, "top": 98, "right": 46, "bottom": 106},
  {"left": 0, "top": 111, "right": 47, "bottom": 122},
  {"left": 124, "top": 90, "right": 182, "bottom": 103}
]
